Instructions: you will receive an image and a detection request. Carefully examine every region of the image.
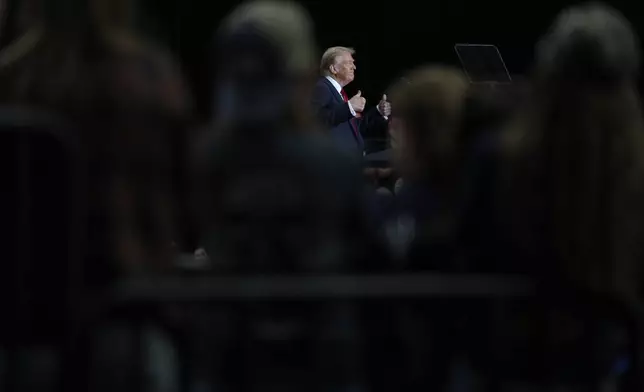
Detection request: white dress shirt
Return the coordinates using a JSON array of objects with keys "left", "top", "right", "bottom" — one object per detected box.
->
[{"left": 326, "top": 76, "right": 357, "bottom": 116}]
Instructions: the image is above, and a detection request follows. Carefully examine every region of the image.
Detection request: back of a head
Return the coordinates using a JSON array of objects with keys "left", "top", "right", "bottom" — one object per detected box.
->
[
  {"left": 389, "top": 66, "right": 469, "bottom": 184},
  {"left": 504, "top": 3, "right": 644, "bottom": 297},
  {"left": 0, "top": 0, "right": 183, "bottom": 109},
  {"left": 0, "top": 0, "right": 192, "bottom": 276},
  {"left": 212, "top": 0, "right": 317, "bottom": 133},
  {"left": 0, "top": 0, "right": 189, "bottom": 147},
  {"left": 536, "top": 2, "right": 640, "bottom": 87},
  {"left": 530, "top": 3, "right": 642, "bottom": 142}
]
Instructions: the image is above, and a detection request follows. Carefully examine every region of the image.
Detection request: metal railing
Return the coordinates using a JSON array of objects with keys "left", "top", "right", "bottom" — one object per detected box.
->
[{"left": 112, "top": 273, "right": 536, "bottom": 302}]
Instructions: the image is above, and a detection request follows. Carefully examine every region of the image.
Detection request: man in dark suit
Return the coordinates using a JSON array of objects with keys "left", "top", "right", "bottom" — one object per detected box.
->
[{"left": 312, "top": 46, "right": 391, "bottom": 156}]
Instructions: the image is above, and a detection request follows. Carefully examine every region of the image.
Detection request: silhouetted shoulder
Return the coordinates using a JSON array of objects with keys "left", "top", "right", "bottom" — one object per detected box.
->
[{"left": 0, "top": 28, "right": 43, "bottom": 69}]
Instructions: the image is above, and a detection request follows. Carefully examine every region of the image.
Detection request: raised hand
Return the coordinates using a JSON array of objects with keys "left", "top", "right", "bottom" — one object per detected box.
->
[
  {"left": 377, "top": 93, "right": 391, "bottom": 117},
  {"left": 349, "top": 90, "right": 366, "bottom": 113}
]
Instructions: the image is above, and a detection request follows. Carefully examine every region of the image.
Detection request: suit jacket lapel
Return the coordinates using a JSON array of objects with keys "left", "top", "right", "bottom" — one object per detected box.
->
[{"left": 322, "top": 78, "right": 345, "bottom": 103}]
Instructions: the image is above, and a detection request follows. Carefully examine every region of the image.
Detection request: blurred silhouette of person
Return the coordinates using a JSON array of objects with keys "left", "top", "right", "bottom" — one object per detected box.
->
[
  {"left": 312, "top": 46, "right": 390, "bottom": 156},
  {"left": 382, "top": 66, "right": 470, "bottom": 269},
  {"left": 195, "top": 0, "right": 381, "bottom": 274},
  {"left": 502, "top": 2, "right": 644, "bottom": 300},
  {"left": 0, "top": 0, "right": 192, "bottom": 390},
  {"left": 190, "top": 1, "right": 385, "bottom": 390},
  {"left": 0, "top": 0, "right": 192, "bottom": 278},
  {"left": 496, "top": 3, "right": 644, "bottom": 388},
  {"left": 361, "top": 66, "right": 479, "bottom": 392},
  {"left": 367, "top": 67, "right": 527, "bottom": 391}
]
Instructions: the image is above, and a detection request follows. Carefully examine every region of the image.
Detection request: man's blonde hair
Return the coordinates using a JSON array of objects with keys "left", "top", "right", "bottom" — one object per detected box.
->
[{"left": 320, "top": 46, "right": 355, "bottom": 76}]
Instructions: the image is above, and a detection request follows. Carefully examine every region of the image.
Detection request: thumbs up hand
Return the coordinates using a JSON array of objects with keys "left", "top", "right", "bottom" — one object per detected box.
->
[
  {"left": 377, "top": 93, "right": 391, "bottom": 118},
  {"left": 349, "top": 90, "right": 366, "bottom": 113}
]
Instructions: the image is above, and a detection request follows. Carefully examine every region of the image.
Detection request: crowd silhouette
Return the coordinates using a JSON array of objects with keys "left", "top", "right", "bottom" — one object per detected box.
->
[{"left": 0, "top": 0, "right": 643, "bottom": 391}]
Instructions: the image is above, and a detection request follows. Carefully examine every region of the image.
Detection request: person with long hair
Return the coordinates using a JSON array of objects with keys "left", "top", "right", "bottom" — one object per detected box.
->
[
  {"left": 382, "top": 66, "right": 471, "bottom": 269},
  {"left": 496, "top": 3, "right": 644, "bottom": 388},
  {"left": 0, "top": 0, "right": 192, "bottom": 277},
  {"left": 501, "top": 2, "right": 644, "bottom": 298}
]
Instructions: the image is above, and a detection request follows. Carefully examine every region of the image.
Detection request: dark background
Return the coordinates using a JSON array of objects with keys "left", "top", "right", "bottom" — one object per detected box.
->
[{"left": 138, "top": 0, "right": 644, "bottom": 118}]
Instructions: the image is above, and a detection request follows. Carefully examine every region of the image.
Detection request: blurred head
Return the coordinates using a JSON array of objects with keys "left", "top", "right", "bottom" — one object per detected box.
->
[
  {"left": 515, "top": 2, "right": 644, "bottom": 167},
  {"left": 525, "top": 2, "right": 643, "bottom": 153},
  {"left": 213, "top": 0, "right": 317, "bottom": 131},
  {"left": 387, "top": 66, "right": 469, "bottom": 183},
  {"left": 0, "top": 0, "right": 192, "bottom": 275},
  {"left": 320, "top": 46, "right": 355, "bottom": 87},
  {"left": 526, "top": 3, "right": 643, "bottom": 137},
  {"left": 503, "top": 2, "right": 644, "bottom": 296},
  {"left": 535, "top": 2, "right": 639, "bottom": 88}
]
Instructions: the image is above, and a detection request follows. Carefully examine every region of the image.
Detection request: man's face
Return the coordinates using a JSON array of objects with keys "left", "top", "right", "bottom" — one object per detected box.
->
[{"left": 332, "top": 52, "right": 356, "bottom": 86}]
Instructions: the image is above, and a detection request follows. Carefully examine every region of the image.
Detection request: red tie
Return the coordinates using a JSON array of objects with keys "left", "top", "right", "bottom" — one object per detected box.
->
[
  {"left": 340, "top": 88, "right": 349, "bottom": 102},
  {"left": 340, "top": 89, "right": 359, "bottom": 139}
]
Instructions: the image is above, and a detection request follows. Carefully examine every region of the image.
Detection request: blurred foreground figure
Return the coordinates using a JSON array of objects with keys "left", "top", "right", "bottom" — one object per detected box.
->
[
  {"left": 0, "top": 0, "right": 192, "bottom": 277},
  {"left": 383, "top": 66, "right": 470, "bottom": 268},
  {"left": 0, "top": 1, "right": 191, "bottom": 391},
  {"left": 195, "top": 0, "right": 379, "bottom": 273},
  {"left": 190, "top": 1, "right": 383, "bottom": 390},
  {"left": 496, "top": 3, "right": 644, "bottom": 388},
  {"left": 502, "top": 2, "right": 644, "bottom": 300},
  {"left": 384, "top": 67, "right": 512, "bottom": 271},
  {"left": 367, "top": 67, "right": 508, "bottom": 391}
]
